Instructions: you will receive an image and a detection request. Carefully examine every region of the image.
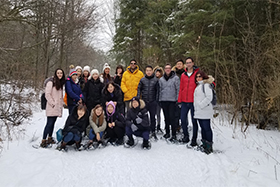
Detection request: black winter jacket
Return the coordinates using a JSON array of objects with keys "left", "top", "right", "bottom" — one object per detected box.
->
[
  {"left": 137, "top": 74, "right": 158, "bottom": 103},
  {"left": 105, "top": 112, "right": 125, "bottom": 128},
  {"left": 62, "top": 106, "right": 89, "bottom": 137},
  {"left": 84, "top": 78, "right": 104, "bottom": 110},
  {"left": 125, "top": 100, "right": 150, "bottom": 131}
]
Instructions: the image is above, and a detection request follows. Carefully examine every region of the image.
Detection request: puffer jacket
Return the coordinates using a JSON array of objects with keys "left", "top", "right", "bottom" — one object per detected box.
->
[
  {"left": 158, "top": 71, "right": 180, "bottom": 102},
  {"left": 65, "top": 76, "right": 84, "bottom": 106},
  {"left": 45, "top": 77, "right": 64, "bottom": 117},
  {"left": 194, "top": 76, "right": 215, "bottom": 119},
  {"left": 137, "top": 74, "right": 158, "bottom": 103},
  {"left": 125, "top": 99, "right": 149, "bottom": 131},
  {"left": 62, "top": 105, "right": 89, "bottom": 137},
  {"left": 84, "top": 78, "right": 104, "bottom": 110},
  {"left": 121, "top": 65, "right": 144, "bottom": 101},
  {"left": 178, "top": 66, "right": 199, "bottom": 103}
]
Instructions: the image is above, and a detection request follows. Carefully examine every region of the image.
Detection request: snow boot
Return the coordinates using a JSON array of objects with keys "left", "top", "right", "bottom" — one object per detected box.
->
[
  {"left": 40, "top": 139, "right": 47, "bottom": 148},
  {"left": 142, "top": 140, "right": 151, "bottom": 150},
  {"left": 168, "top": 136, "right": 178, "bottom": 143},
  {"left": 190, "top": 140, "right": 197, "bottom": 147},
  {"left": 202, "top": 140, "right": 213, "bottom": 155},
  {"left": 75, "top": 141, "right": 82, "bottom": 151},
  {"left": 124, "top": 137, "right": 135, "bottom": 148},
  {"left": 163, "top": 133, "right": 170, "bottom": 139},
  {"left": 47, "top": 137, "right": 56, "bottom": 144},
  {"left": 156, "top": 125, "right": 163, "bottom": 134},
  {"left": 115, "top": 138, "right": 124, "bottom": 146},
  {"left": 58, "top": 142, "right": 67, "bottom": 151},
  {"left": 151, "top": 132, "right": 158, "bottom": 141},
  {"left": 178, "top": 136, "right": 189, "bottom": 144}
]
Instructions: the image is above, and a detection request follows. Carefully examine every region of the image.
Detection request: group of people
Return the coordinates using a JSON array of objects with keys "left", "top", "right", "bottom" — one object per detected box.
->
[{"left": 41, "top": 57, "right": 215, "bottom": 154}]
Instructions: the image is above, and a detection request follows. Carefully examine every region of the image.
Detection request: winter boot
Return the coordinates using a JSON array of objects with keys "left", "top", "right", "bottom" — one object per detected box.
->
[
  {"left": 178, "top": 136, "right": 190, "bottom": 144},
  {"left": 142, "top": 140, "right": 151, "bottom": 150},
  {"left": 115, "top": 138, "right": 124, "bottom": 146},
  {"left": 163, "top": 133, "right": 170, "bottom": 139},
  {"left": 203, "top": 140, "right": 213, "bottom": 155},
  {"left": 190, "top": 139, "right": 197, "bottom": 147},
  {"left": 124, "top": 136, "right": 135, "bottom": 148},
  {"left": 47, "top": 137, "right": 56, "bottom": 144},
  {"left": 156, "top": 125, "right": 163, "bottom": 134},
  {"left": 58, "top": 142, "right": 67, "bottom": 151},
  {"left": 75, "top": 141, "right": 82, "bottom": 151},
  {"left": 169, "top": 136, "right": 178, "bottom": 143},
  {"left": 40, "top": 139, "right": 47, "bottom": 148},
  {"left": 151, "top": 132, "right": 158, "bottom": 141}
]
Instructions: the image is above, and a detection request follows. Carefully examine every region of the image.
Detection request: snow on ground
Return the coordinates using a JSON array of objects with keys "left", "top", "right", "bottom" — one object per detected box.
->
[{"left": 0, "top": 108, "right": 280, "bottom": 187}]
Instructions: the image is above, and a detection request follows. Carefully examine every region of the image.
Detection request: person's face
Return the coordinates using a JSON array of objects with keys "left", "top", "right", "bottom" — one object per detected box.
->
[
  {"left": 132, "top": 100, "right": 139, "bottom": 108},
  {"left": 186, "top": 59, "right": 194, "bottom": 70},
  {"left": 107, "top": 84, "right": 115, "bottom": 93},
  {"left": 107, "top": 104, "right": 114, "bottom": 113},
  {"left": 95, "top": 107, "right": 103, "bottom": 116},
  {"left": 130, "top": 61, "right": 137, "bottom": 69},
  {"left": 83, "top": 71, "right": 89, "bottom": 77},
  {"left": 155, "top": 71, "right": 161, "bottom": 78},
  {"left": 71, "top": 74, "right": 77, "bottom": 81},
  {"left": 104, "top": 68, "right": 110, "bottom": 75},
  {"left": 77, "top": 109, "right": 85, "bottom": 118},
  {"left": 92, "top": 73, "right": 99, "bottom": 80},
  {"left": 117, "top": 68, "right": 122, "bottom": 74},
  {"left": 145, "top": 67, "right": 153, "bottom": 76},
  {"left": 176, "top": 61, "right": 184, "bottom": 70},
  {"left": 196, "top": 74, "right": 203, "bottom": 82},
  {"left": 77, "top": 69, "right": 82, "bottom": 77},
  {"left": 164, "top": 65, "right": 172, "bottom": 75},
  {"left": 56, "top": 70, "right": 63, "bottom": 79}
]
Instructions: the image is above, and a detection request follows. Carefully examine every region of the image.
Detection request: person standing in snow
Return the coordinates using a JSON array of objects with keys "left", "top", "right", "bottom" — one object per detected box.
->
[
  {"left": 114, "top": 65, "right": 124, "bottom": 86},
  {"left": 80, "top": 65, "right": 90, "bottom": 92},
  {"left": 85, "top": 104, "right": 107, "bottom": 149},
  {"left": 137, "top": 65, "right": 158, "bottom": 140},
  {"left": 125, "top": 97, "right": 151, "bottom": 149},
  {"left": 75, "top": 66, "right": 83, "bottom": 84},
  {"left": 158, "top": 63, "right": 180, "bottom": 142},
  {"left": 100, "top": 63, "right": 113, "bottom": 84},
  {"left": 58, "top": 104, "right": 89, "bottom": 151},
  {"left": 121, "top": 59, "right": 144, "bottom": 112},
  {"left": 83, "top": 69, "right": 104, "bottom": 112},
  {"left": 193, "top": 70, "right": 214, "bottom": 154},
  {"left": 41, "top": 68, "right": 66, "bottom": 148},
  {"left": 65, "top": 69, "right": 84, "bottom": 114},
  {"left": 104, "top": 101, "right": 126, "bottom": 145},
  {"left": 153, "top": 66, "right": 164, "bottom": 133},
  {"left": 102, "top": 81, "right": 125, "bottom": 115},
  {"left": 177, "top": 57, "right": 200, "bottom": 145}
]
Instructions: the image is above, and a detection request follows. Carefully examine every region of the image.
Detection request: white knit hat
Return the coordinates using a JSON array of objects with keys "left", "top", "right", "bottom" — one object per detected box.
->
[
  {"left": 83, "top": 65, "right": 90, "bottom": 73},
  {"left": 89, "top": 69, "right": 99, "bottom": 80},
  {"left": 103, "top": 63, "right": 111, "bottom": 72},
  {"left": 75, "top": 66, "right": 82, "bottom": 71}
]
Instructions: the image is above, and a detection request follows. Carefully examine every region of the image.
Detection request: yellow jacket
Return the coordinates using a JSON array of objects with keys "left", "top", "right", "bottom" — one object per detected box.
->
[{"left": 121, "top": 65, "right": 144, "bottom": 101}]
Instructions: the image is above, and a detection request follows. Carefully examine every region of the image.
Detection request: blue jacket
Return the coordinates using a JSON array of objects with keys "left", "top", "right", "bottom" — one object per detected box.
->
[{"left": 65, "top": 76, "right": 84, "bottom": 106}]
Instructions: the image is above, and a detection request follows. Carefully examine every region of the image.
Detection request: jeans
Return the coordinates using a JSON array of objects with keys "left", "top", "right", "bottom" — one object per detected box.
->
[
  {"left": 161, "top": 101, "right": 176, "bottom": 136},
  {"left": 89, "top": 129, "right": 103, "bottom": 140},
  {"left": 197, "top": 119, "right": 213, "bottom": 143},
  {"left": 145, "top": 101, "right": 157, "bottom": 132},
  {"left": 126, "top": 126, "right": 150, "bottom": 141},
  {"left": 43, "top": 116, "right": 57, "bottom": 139},
  {"left": 180, "top": 102, "right": 198, "bottom": 142},
  {"left": 63, "top": 132, "right": 81, "bottom": 143}
]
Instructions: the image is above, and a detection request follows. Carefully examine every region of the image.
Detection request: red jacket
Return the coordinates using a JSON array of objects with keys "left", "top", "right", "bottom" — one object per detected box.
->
[{"left": 178, "top": 67, "right": 199, "bottom": 103}]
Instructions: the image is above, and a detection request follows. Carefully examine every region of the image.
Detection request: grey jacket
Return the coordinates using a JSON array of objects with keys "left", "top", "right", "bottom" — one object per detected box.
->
[{"left": 158, "top": 71, "right": 180, "bottom": 102}]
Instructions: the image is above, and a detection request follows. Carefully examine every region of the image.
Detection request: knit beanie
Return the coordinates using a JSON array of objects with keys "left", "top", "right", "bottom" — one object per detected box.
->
[
  {"left": 75, "top": 66, "right": 82, "bottom": 71},
  {"left": 88, "top": 69, "right": 99, "bottom": 80},
  {"left": 103, "top": 63, "right": 111, "bottom": 72},
  {"left": 69, "top": 69, "right": 77, "bottom": 77},
  {"left": 83, "top": 65, "right": 91, "bottom": 73}
]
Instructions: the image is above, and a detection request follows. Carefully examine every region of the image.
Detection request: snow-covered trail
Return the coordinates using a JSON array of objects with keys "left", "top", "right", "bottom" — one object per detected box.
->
[{"left": 0, "top": 109, "right": 280, "bottom": 187}]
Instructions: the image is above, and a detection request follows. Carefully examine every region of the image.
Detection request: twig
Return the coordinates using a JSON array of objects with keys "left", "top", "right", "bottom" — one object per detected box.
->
[
  {"left": 256, "top": 147, "right": 280, "bottom": 165},
  {"left": 248, "top": 169, "right": 257, "bottom": 177},
  {"left": 275, "top": 165, "right": 278, "bottom": 180}
]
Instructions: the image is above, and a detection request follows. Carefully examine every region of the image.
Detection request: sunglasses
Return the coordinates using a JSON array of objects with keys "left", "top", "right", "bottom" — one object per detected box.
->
[
  {"left": 130, "top": 63, "right": 136, "bottom": 65},
  {"left": 196, "top": 75, "right": 202, "bottom": 78}
]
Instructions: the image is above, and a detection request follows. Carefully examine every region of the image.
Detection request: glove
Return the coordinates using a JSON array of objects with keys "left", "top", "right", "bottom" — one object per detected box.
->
[
  {"left": 135, "top": 117, "right": 142, "bottom": 124},
  {"left": 131, "top": 124, "right": 138, "bottom": 132}
]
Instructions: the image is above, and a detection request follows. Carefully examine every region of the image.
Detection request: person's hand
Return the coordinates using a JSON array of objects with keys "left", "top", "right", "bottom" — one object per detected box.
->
[
  {"left": 108, "top": 123, "right": 113, "bottom": 128},
  {"left": 112, "top": 122, "right": 115, "bottom": 127},
  {"left": 131, "top": 124, "right": 138, "bottom": 132},
  {"left": 96, "top": 133, "right": 100, "bottom": 141}
]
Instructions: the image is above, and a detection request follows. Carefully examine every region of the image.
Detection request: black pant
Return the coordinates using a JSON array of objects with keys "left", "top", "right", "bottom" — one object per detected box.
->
[
  {"left": 145, "top": 101, "right": 157, "bottom": 132},
  {"left": 43, "top": 116, "right": 57, "bottom": 139},
  {"left": 161, "top": 101, "right": 176, "bottom": 136},
  {"left": 106, "top": 126, "right": 125, "bottom": 140},
  {"left": 174, "top": 104, "right": 181, "bottom": 130}
]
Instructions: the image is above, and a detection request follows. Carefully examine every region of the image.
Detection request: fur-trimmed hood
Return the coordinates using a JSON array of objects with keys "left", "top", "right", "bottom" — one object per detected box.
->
[
  {"left": 171, "top": 64, "right": 186, "bottom": 71},
  {"left": 203, "top": 75, "right": 215, "bottom": 84},
  {"left": 153, "top": 66, "right": 164, "bottom": 76},
  {"left": 129, "top": 99, "right": 146, "bottom": 109}
]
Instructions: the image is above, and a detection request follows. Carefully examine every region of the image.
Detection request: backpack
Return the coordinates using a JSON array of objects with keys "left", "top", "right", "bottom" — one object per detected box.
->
[
  {"left": 41, "top": 77, "right": 54, "bottom": 110},
  {"left": 202, "top": 83, "right": 217, "bottom": 106}
]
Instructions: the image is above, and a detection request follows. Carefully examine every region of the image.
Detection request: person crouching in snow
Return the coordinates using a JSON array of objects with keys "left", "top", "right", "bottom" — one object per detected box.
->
[
  {"left": 105, "top": 101, "right": 125, "bottom": 145},
  {"left": 125, "top": 97, "right": 151, "bottom": 149},
  {"left": 85, "top": 104, "right": 107, "bottom": 149},
  {"left": 58, "top": 104, "right": 89, "bottom": 151}
]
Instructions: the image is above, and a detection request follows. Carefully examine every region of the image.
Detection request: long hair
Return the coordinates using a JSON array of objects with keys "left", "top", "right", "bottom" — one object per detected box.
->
[
  {"left": 115, "top": 65, "right": 124, "bottom": 75},
  {"left": 195, "top": 70, "right": 209, "bottom": 84},
  {"left": 102, "top": 69, "right": 113, "bottom": 82},
  {"left": 103, "top": 81, "right": 116, "bottom": 95},
  {"left": 91, "top": 104, "right": 104, "bottom": 126},
  {"left": 53, "top": 68, "right": 66, "bottom": 90}
]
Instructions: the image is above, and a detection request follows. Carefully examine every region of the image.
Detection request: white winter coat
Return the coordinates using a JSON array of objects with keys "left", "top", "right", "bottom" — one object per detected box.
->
[{"left": 194, "top": 76, "right": 214, "bottom": 119}]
